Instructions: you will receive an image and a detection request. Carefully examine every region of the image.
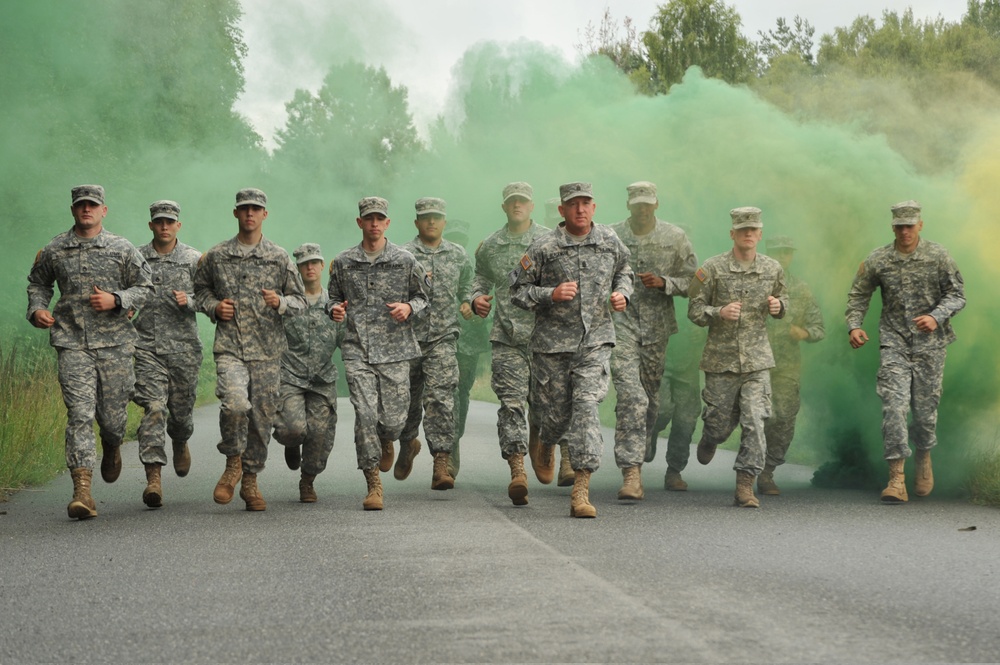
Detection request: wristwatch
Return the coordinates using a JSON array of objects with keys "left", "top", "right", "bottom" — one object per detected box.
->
[{"left": 113, "top": 293, "right": 122, "bottom": 310}]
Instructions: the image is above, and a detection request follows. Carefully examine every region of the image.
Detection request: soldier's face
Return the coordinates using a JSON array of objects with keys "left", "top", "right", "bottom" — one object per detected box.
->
[
  {"left": 357, "top": 213, "right": 390, "bottom": 243},
  {"left": 770, "top": 249, "right": 794, "bottom": 270},
  {"left": 415, "top": 213, "right": 445, "bottom": 243},
  {"left": 559, "top": 197, "right": 596, "bottom": 235},
  {"left": 627, "top": 201, "right": 658, "bottom": 225},
  {"left": 149, "top": 218, "right": 181, "bottom": 245},
  {"left": 730, "top": 227, "right": 762, "bottom": 251},
  {"left": 71, "top": 200, "right": 107, "bottom": 232},
  {"left": 502, "top": 197, "right": 533, "bottom": 224},
  {"left": 892, "top": 220, "right": 922, "bottom": 253},
  {"left": 234, "top": 204, "right": 267, "bottom": 233},
  {"left": 297, "top": 259, "right": 324, "bottom": 288}
]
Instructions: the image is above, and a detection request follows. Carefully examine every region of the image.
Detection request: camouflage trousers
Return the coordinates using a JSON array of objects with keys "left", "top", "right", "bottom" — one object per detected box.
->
[
  {"left": 490, "top": 341, "right": 537, "bottom": 458},
  {"left": 273, "top": 381, "right": 337, "bottom": 476},
  {"left": 454, "top": 351, "right": 482, "bottom": 445},
  {"left": 700, "top": 370, "right": 771, "bottom": 475},
  {"left": 877, "top": 347, "right": 946, "bottom": 460},
  {"left": 344, "top": 357, "right": 409, "bottom": 470},
  {"left": 214, "top": 354, "right": 279, "bottom": 474},
  {"left": 401, "top": 338, "right": 459, "bottom": 454},
  {"left": 57, "top": 345, "right": 135, "bottom": 470},
  {"left": 531, "top": 344, "right": 612, "bottom": 472},
  {"left": 611, "top": 332, "right": 666, "bottom": 468},
  {"left": 763, "top": 372, "right": 800, "bottom": 468},
  {"left": 653, "top": 371, "right": 701, "bottom": 472},
  {"left": 133, "top": 347, "right": 201, "bottom": 466}
]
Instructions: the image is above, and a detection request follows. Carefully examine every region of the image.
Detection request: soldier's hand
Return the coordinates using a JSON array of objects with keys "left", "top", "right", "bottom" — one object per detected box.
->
[
  {"left": 331, "top": 301, "right": 347, "bottom": 322},
  {"left": 173, "top": 290, "right": 188, "bottom": 308},
  {"left": 387, "top": 302, "right": 412, "bottom": 322},
  {"left": 216, "top": 298, "right": 236, "bottom": 321},
  {"left": 849, "top": 328, "right": 868, "bottom": 349},
  {"left": 767, "top": 295, "right": 782, "bottom": 316},
  {"left": 473, "top": 295, "right": 493, "bottom": 318},
  {"left": 552, "top": 281, "right": 578, "bottom": 302},
  {"left": 789, "top": 324, "right": 809, "bottom": 341},
  {"left": 261, "top": 288, "right": 280, "bottom": 309},
  {"left": 610, "top": 292, "right": 627, "bottom": 312},
  {"left": 31, "top": 309, "right": 55, "bottom": 329},
  {"left": 459, "top": 302, "right": 474, "bottom": 320},
  {"left": 90, "top": 286, "right": 116, "bottom": 312},
  {"left": 127, "top": 309, "right": 136, "bottom": 320},
  {"left": 913, "top": 315, "right": 938, "bottom": 333},
  {"left": 720, "top": 301, "right": 742, "bottom": 321},
  {"left": 637, "top": 272, "right": 666, "bottom": 290}
]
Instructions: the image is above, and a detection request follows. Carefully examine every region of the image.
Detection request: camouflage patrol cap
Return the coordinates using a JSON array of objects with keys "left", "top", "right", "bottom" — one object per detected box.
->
[
  {"left": 730, "top": 206, "right": 763, "bottom": 229},
  {"left": 415, "top": 197, "right": 446, "bottom": 216},
  {"left": 235, "top": 188, "right": 267, "bottom": 208},
  {"left": 71, "top": 185, "right": 105, "bottom": 206},
  {"left": 149, "top": 200, "right": 180, "bottom": 221},
  {"left": 560, "top": 182, "right": 593, "bottom": 202},
  {"left": 890, "top": 200, "right": 921, "bottom": 226},
  {"left": 444, "top": 218, "right": 470, "bottom": 245},
  {"left": 766, "top": 235, "right": 795, "bottom": 251},
  {"left": 545, "top": 197, "right": 562, "bottom": 224},
  {"left": 627, "top": 181, "right": 658, "bottom": 206},
  {"left": 359, "top": 196, "right": 389, "bottom": 217},
  {"left": 502, "top": 182, "right": 533, "bottom": 202},
  {"left": 293, "top": 242, "right": 324, "bottom": 265}
]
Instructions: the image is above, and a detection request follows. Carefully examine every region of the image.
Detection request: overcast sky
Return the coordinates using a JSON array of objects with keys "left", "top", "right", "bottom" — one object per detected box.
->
[{"left": 237, "top": 0, "right": 967, "bottom": 149}]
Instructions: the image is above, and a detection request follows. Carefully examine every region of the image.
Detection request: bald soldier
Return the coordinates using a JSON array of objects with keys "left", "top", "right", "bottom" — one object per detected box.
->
[
  {"left": 688, "top": 207, "right": 787, "bottom": 508},
  {"left": 846, "top": 200, "right": 965, "bottom": 503}
]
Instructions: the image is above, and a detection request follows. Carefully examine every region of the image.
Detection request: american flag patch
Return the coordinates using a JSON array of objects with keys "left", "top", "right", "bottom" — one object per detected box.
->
[
  {"left": 520, "top": 254, "right": 533, "bottom": 271},
  {"left": 695, "top": 267, "right": 707, "bottom": 282}
]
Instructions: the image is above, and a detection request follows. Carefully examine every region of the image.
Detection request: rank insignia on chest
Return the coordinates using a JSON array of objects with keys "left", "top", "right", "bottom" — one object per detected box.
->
[
  {"left": 695, "top": 267, "right": 708, "bottom": 282},
  {"left": 519, "top": 254, "right": 533, "bottom": 271}
]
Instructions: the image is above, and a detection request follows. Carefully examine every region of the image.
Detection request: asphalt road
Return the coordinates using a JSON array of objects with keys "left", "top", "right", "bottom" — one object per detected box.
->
[{"left": 2, "top": 400, "right": 999, "bottom": 664}]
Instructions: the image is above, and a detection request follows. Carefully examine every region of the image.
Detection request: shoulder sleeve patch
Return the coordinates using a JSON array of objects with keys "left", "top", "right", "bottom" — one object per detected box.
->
[
  {"left": 519, "top": 254, "right": 533, "bottom": 271},
  {"left": 695, "top": 267, "right": 708, "bottom": 282},
  {"left": 856, "top": 261, "right": 865, "bottom": 277},
  {"left": 33, "top": 249, "right": 42, "bottom": 266}
]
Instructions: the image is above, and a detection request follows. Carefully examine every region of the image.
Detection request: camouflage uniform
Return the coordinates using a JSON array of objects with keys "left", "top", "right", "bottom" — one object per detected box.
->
[
  {"left": 845, "top": 238, "right": 965, "bottom": 459},
  {"left": 688, "top": 249, "right": 787, "bottom": 475},
  {"left": 765, "top": 270, "right": 825, "bottom": 468},
  {"left": 194, "top": 236, "right": 306, "bottom": 474},
  {"left": 132, "top": 240, "right": 203, "bottom": 466},
  {"left": 401, "top": 235, "right": 473, "bottom": 454},
  {"left": 27, "top": 227, "right": 153, "bottom": 470},
  {"left": 470, "top": 221, "right": 549, "bottom": 458},
  {"left": 510, "top": 222, "right": 634, "bottom": 471},
  {"left": 273, "top": 289, "right": 343, "bottom": 476},
  {"left": 609, "top": 217, "right": 697, "bottom": 468},
  {"left": 653, "top": 320, "right": 706, "bottom": 471},
  {"left": 327, "top": 239, "right": 428, "bottom": 469}
]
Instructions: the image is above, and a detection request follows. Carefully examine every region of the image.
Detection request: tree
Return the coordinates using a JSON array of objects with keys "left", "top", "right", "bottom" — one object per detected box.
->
[
  {"left": 642, "top": 0, "right": 757, "bottom": 93},
  {"left": 758, "top": 16, "right": 816, "bottom": 69},
  {"left": 577, "top": 9, "right": 655, "bottom": 93}
]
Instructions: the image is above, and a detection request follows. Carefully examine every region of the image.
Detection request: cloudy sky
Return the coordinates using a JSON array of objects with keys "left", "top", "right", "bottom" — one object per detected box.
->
[{"left": 237, "top": 0, "right": 967, "bottom": 149}]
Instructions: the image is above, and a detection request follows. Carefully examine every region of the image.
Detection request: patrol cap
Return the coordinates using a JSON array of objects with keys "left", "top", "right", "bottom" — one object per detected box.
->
[
  {"left": 545, "top": 197, "right": 562, "bottom": 224},
  {"left": 71, "top": 185, "right": 105, "bottom": 206},
  {"left": 502, "top": 182, "right": 533, "bottom": 202},
  {"left": 415, "top": 197, "right": 446, "bottom": 216},
  {"left": 293, "top": 242, "right": 324, "bottom": 265},
  {"left": 235, "top": 188, "right": 267, "bottom": 208},
  {"left": 358, "top": 196, "right": 389, "bottom": 217},
  {"left": 730, "top": 206, "right": 763, "bottom": 229},
  {"left": 627, "top": 181, "right": 657, "bottom": 206},
  {"left": 766, "top": 235, "right": 795, "bottom": 251},
  {"left": 149, "top": 200, "right": 180, "bottom": 221},
  {"left": 890, "top": 200, "right": 921, "bottom": 226},
  {"left": 560, "top": 182, "right": 593, "bottom": 202},
  {"left": 444, "top": 218, "right": 470, "bottom": 245}
]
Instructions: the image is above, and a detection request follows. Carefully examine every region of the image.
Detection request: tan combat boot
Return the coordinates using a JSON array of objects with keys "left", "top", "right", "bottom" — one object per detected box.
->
[
  {"left": 618, "top": 465, "right": 644, "bottom": 500},
  {"left": 363, "top": 467, "right": 383, "bottom": 510},
  {"left": 914, "top": 449, "right": 934, "bottom": 497},
  {"left": 239, "top": 472, "right": 267, "bottom": 511},
  {"left": 557, "top": 443, "right": 574, "bottom": 487},
  {"left": 299, "top": 472, "right": 317, "bottom": 503},
  {"left": 67, "top": 468, "right": 97, "bottom": 520},
  {"left": 664, "top": 468, "right": 688, "bottom": 491},
  {"left": 757, "top": 465, "right": 780, "bottom": 496},
  {"left": 447, "top": 439, "right": 460, "bottom": 479},
  {"left": 881, "top": 458, "right": 908, "bottom": 503},
  {"left": 213, "top": 455, "right": 243, "bottom": 504},
  {"left": 378, "top": 439, "right": 395, "bottom": 473},
  {"left": 431, "top": 452, "right": 455, "bottom": 490},
  {"left": 528, "top": 425, "right": 554, "bottom": 484},
  {"left": 142, "top": 463, "right": 163, "bottom": 508},
  {"left": 696, "top": 438, "right": 717, "bottom": 465},
  {"left": 507, "top": 453, "right": 529, "bottom": 506},
  {"left": 734, "top": 470, "right": 760, "bottom": 508},
  {"left": 172, "top": 441, "right": 191, "bottom": 477},
  {"left": 394, "top": 438, "right": 421, "bottom": 480},
  {"left": 570, "top": 469, "right": 597, "bottom": 518},
  {"left": 100, "top": 443, "right": 122, "bottom": 483}
]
